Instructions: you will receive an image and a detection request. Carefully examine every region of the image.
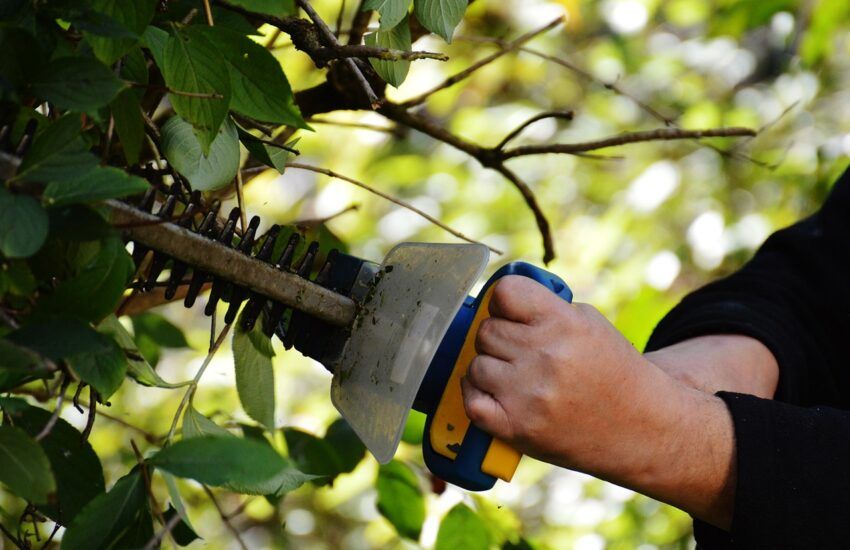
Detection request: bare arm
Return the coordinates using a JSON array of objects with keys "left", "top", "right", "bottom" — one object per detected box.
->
[
  {"left": 645, "top": 334, "right": 779, "bottom": 399},
  {"left": 460, "top": 277, "right": 780, "bottom": 532}
]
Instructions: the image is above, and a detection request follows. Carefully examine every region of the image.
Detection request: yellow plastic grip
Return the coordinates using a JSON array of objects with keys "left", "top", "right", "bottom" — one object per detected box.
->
[{"left": 429, "top": 285, "right": 522, "bottom": 482}]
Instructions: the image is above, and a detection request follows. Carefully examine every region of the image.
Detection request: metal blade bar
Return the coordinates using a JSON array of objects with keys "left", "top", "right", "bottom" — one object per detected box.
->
[{"left": 106, "top": 199, "right": 357, "bottom": 328}]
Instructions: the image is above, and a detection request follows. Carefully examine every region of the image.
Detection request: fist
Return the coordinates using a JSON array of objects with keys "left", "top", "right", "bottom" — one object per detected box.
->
[{"left": 461, "top": 275, "right": 673, "bottom": 474}]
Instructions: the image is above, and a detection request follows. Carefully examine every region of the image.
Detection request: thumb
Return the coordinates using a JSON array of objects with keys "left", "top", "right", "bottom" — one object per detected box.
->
[{"left": 461, "top": 376, "right": 513, "bottom": 440}]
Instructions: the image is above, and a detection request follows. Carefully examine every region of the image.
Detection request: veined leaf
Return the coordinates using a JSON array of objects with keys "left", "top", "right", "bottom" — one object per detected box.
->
[
  {"left": 0, "top": 425, "right": 56, "bottom": 504},
  {"left": 223, "top": 0, "right": 296, "bottom": 16},
  {"left": 60, "top": 470, "right": 146, "bottom": 550},
  {"left": 196, "top": 26, "right": 308, "bottom": 128},
  {"left": 161, "top": 26, "right": 231, "bottom": 152},
  {"left": 6, "top": 403, "right": 105, "bottom": 523},
  {"left": 365, "top": 18, "right": 412, "bottom": 87},
  {"left": 31, "top": 56, "right": 124, "bottom": 112},
  {"left": 376, "top": 460, "right": 425, "bottom": 540},
  {"left": 161, "top": 115, "right": 240, "bottom": 191},
  {"left": 435, "top": 504, "right": 491, "bottom": 550},
  {"left": 43, "top": 166, "right": 148, "bottom": 207},
  {"left": 110, "top": 89, "right": 144, "bottom": 165},
  {"left": 150, "top": 436, "right": 315, "bottom": 495},
  {"left": 233, "top": 313, "right": 276, "bottom": 430},
  {"left": 15, "top": 115, "right": 98, "bottom": 184},
  {"left": 238, "top": 126, "right": 296, "bottom": 173},
  {"left": 84, "top": 0, "right": 157, "bottom": 64},
  {"left": 66, "top": 332, "right": 127, "bottom": 399},
  {"left": 131, "top": 311, "right": 189, "bottom": 367},
  {"left": 164, "top": 506, "right": 200, "bottom": 546},
  {"left": 97, "top": 315, "right": 189, "bottom": 389},
  {"left": 413, "top": 0, "right": 468, "bottom": 43},
  {"left": 0, "top": 188, "right": 48, "bottom": 259},
  {"left": 34, "top": 236, "right": 135, "bottom": 324},
  {"left": 182, "top": 405, "right": 234, "bottom": 439},
  {"left": 364, "top": 0, "right": 411, "bottom": 30},
  {"left": 141, "top": 25, "right": 168, "bottom": 68}
]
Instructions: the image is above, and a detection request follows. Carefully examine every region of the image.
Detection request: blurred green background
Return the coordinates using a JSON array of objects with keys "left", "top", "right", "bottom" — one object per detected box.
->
[{"left": 21, "top": 0, "right": 850, "bottom": 548}]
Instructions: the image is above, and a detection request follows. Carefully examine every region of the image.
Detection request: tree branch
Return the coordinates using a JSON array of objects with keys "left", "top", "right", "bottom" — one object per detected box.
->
[
  {"left": 399, "top": 17, "right": 564, "bottom": 108},
  {"left": 296, "top": 0, "right": 381, "bottom": 108},
  {"left": 496, "top": 110, "right": 574, "bottom": 150},
  {"left": 202, "top": 485, "right": 249, "bottom": 550},
  {"left": 501, "top": 127, "right": 757, "bottom": 159},
  {"left": 285, "top": 162, "right": 502, "bottom": 254}
]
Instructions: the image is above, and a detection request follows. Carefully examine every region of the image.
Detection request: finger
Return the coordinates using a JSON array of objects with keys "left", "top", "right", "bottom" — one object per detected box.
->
[
  {"left": 488, "top": 276, "right": 553, "bottom": 324},
  {"left": 474, "top": 317, "right": 528, "bottom": 361},
  {"left": 466, "top": 354, "right": 513, "bottom": 396},
  {"left": 461, "top": 377, "right": 512, "bottom": 440}
]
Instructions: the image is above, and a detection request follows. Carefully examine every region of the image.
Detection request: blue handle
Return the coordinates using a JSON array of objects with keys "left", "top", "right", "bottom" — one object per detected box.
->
[{"left": 419, "top": 262, "right": 572, "bottom": 490}]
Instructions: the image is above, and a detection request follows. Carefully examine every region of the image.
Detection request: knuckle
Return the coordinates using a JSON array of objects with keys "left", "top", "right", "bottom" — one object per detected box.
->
[{"left": 477, "top": 318, "right": 497, "bottom": 343}]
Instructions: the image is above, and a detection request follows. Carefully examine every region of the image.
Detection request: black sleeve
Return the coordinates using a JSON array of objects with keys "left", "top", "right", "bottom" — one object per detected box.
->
[{"left": 644, "top": 166, "right": 850, "bottom": 549}]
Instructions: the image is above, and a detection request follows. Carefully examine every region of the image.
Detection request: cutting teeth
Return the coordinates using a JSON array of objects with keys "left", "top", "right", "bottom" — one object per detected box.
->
[{"left": 127, "top": 186, "right": 338, "bottom": 343}]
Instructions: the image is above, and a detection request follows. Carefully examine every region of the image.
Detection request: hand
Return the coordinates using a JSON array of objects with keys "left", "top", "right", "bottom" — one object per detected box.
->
[{"left": 461, "top": 276, "right": 736, "bottom": 528}]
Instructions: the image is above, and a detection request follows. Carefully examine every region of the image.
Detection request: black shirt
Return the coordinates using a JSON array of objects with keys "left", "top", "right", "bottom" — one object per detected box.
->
[{"left": 645, "top": 165, "right": 850, "bottom": 549}]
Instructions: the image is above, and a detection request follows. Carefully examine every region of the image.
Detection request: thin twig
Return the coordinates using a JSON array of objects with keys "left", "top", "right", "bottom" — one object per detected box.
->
[
  {"left": 306, "top": 116, "right": 401, "bottom": 135},
  {"left": 202, "top": 485, "right": 249, "bottom": 550},
  {"left": 35, "top": 375, "right": 70, "bottom": 442},
  {"left": 496, "top": 110, "right": 574, "bottom": 150},
  {"left": 40, "top": 523, "right": 60, "bottom": 549},
  {"left": 202, "top": 0, "right": 215, "bottom": 25},
  {"left": 400, "top": 17, "right": 564, "bottom": 108},
  {"left": 80, "top": 387, "right": 97, "bottom": 442},
  {"left": 500, "top": 127, "right": 757, "bottom": 159},
  {"left": 131, "top": 439, "right": 169, "bottom": 543},
  {"left": 319, "top": 44, "right": 448, "bottom": 61},
  {"left": 143, "top": 507, "right": 183, "bottom": 550},
  {"left": 235, "top": 171, "right": 248, "bottom": 233},
  {"left": 296, "top": 0, "right": 381, "bottom": 109},
  {"left": 294, "top": 204, "right": 360, "bottom": 227},
  {"left": 0, "top": 522, "right": 24, "bottom": 550},
  {"left": 334, "top": 0, "right": 346, "bottom": 37},
  {"left": 165, "top": 325, "right": 232, "bottom": 444},
  {"left": 286, "top": 162, "right": 503, "bottom": 254}
]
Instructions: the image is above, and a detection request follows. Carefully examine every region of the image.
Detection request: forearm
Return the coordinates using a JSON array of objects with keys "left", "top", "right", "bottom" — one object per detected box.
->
[
  {"left": 645, "top": 334, "right": 779, "bottom": 398},
  {"left": 570, "top": 360, "right": 736, "bottom": 530}
]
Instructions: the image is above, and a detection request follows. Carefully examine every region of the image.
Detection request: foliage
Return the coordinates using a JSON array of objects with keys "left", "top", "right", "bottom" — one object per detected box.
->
[{"left": 1, "top": 0, "right": 849, "bottom": 548}]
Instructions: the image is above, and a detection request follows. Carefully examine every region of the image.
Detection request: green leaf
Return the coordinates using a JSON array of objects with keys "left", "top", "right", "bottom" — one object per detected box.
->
[
  {"left": 113, "top": 504, "right": 154, "bottom": 548},
  {"left": 161, "top": 115, "right": 240, "bottom": 191},
  {"left": 97, "top": 315, "right": 188, "bottom": 389},
  {"left": 435, "top": 504, "right": 491, "bottom": 550},
  {"left": 150, "top": 436, "right": 313, "bottom": 495},
  {"left": 0, "top": 338, "right": 48, "bottom": 391},
  {"left": 6, "top": 403, "right": 105, "bottom": 523},
  {"left": 131, "top": 311, "right": 189, "bottom": 367},
  {"left": 66, "top": 331, "right": 127, "bottom": 399},
  {"left": 233, "top": 313, "right": 276, "bottom": 430},
  {"left": 324, "top": 418, "right": 367, "bottom": 473},
  {"left": 365, "top": 19, "right": 411, "bottom": 87},
  {"left": 413, "top": 0, "right": 468, "bottom": 43},
  {"left": 283, "top": 428, "right": 342, "bottom": 485},
  {"left": 8, "top": 316, "right": 109, "bottom": 360},
  {"left": 110, "top": 89, "right": 144, "bottom": 165},
  {"left": 364, "top": 0, "right": 412, "bottom": 30},
  {"left": 0, "top": 188, "right": 48, "bottom": 259},
  {"left": 43, "top": 166, "right": 148, "bottom": 207},
  {"left": 60, "top": 470, "right": 146, "bottom": 550},
  {"left": 161, "top": 26, "right": 231, "bottom": 152},
  {"left": 196, "top": 26, "right": 308, "bottom": 128},
  {"left": 15, "top": 115, "right": 99, "bottom": 184},
  {"left": 141, "top": 25, "right": 168, "bottom": 68},
  {"left": 163, "top": 473, "right": 197, "bottom": 540},
  {"left": 0, "top": 425, "right": 56, "bottom": 504},
  {"left": 84, "top": 0, "right": 157, "bottom": 64},
  {"left": 376, "top": 460, "right": 425, "bottom": 540},
  {"left": 34, "top": 236, "right": 134, "bottom": 323},
  {"left": 31, "top": 56, "right": 124, "bottom": 112},
  {"left": 182, "top": 405, "right": 234, "bottom": 439},
  {"left": 238, "top": 127, "right": 296, "bottom": 173},
  {"left": 164, "top": 506, "right": 200, "bottom": 546},
  {"left": 401, "top": 409, "right": 426, "bottom": 444},
  {"left": 224, "top": 0, "right": 296, "bottom": 17}
]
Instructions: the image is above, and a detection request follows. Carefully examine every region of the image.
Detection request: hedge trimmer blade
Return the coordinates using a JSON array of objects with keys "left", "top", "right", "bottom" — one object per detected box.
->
[{"left": 330, "top": 243, "right": 489, "bottom": 464}]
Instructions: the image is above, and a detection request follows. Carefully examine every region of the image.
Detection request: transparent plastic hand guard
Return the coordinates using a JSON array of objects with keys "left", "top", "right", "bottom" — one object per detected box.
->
[{"left": 330, "top": 243, "right": 489, "bottom": 464}]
